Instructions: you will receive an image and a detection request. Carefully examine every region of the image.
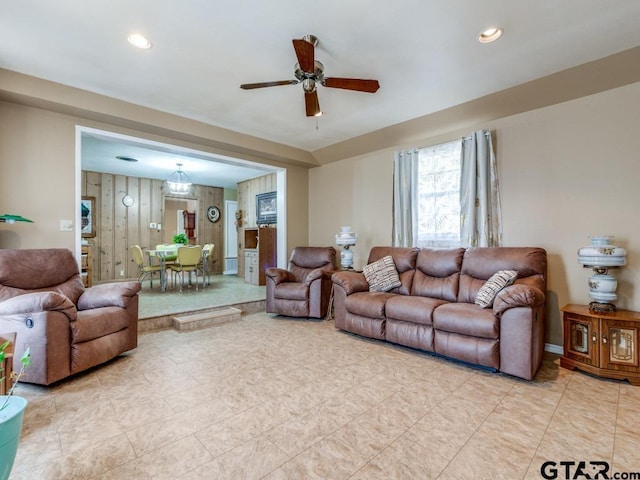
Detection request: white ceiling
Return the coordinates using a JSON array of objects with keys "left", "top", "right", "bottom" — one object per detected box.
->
[
  {"left": 2, "top": 1, "right": 640, "bottom": 183},
  {"left": 80, "top": 129, "right": 274, "bottom": 189}
]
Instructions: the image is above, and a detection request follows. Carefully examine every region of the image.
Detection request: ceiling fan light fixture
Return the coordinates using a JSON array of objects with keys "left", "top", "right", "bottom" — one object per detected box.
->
[
  {"left": 478, "top": 27, "right": 503, "bottom": 43},
  {"left": 166, "top": 163, "right": 193, "bottom": 195},
  {"left": 302, "top": 78, "right": 316, "bottom": 93},
  {"left": 127, "top": 33, "right": 152, "bottom": 49}
]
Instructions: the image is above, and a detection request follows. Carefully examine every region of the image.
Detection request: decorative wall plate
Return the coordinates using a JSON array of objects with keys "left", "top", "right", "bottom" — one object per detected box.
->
[{"left": 207, "top": 206, "right": 220, "bottom": 222}]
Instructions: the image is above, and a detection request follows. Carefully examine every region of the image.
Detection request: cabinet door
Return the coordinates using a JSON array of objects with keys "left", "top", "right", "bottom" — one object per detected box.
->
[
  {"left": 600, "top": 319, "right": 639, "bottom": 371},
  {"left": 563, "top": 313, "right": 599, "bottom": 367}
]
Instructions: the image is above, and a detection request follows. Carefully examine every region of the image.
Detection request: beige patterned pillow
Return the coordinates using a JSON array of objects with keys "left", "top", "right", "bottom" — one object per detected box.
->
[
  {"left": 363, "top": 255, "right": 401, "bottom": 292},
  {"left": 475, "top": 270, "right": 518, "bottom": 308}
]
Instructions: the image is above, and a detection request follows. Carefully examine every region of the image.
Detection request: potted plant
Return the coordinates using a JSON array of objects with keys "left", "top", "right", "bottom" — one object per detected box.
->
[
  {"left": 172, "top": 233, "right": 188, "bottom": 245},
  {"left": 0, "top": 339, "right": 31, "bottom": 480}
]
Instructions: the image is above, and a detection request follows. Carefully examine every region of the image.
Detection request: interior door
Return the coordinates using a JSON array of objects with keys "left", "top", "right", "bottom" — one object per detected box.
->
[{"left": 224, "top": 200, "right": 238, "bottom": 274}]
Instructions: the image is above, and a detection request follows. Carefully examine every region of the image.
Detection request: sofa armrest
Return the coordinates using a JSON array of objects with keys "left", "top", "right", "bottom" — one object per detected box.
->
[
  {"left": 77, "top": 281, "right": 141, "bottom": 310},
  {"left": 265, "top": 268, "right": 295, "bottom": 285},
  {"left": 332, "top": 271, "right": 369, "bottom": 295},
  {"left": 493, "top": 284, "right": 545, "bottom": 316}
]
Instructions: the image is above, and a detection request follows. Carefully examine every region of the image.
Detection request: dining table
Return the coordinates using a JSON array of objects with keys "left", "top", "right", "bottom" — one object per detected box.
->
[{"left": 147, "top": 244, "right": 179, "bottom": 292}]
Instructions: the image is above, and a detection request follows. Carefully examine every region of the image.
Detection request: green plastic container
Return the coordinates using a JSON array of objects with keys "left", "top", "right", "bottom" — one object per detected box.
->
[{"left": 0, "top": 396, "right": 27, "bottom": 480}]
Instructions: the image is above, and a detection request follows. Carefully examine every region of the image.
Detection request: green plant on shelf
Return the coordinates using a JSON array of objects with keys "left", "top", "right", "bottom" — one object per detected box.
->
[{"left": 172, "top": 233, "right": 188, "bottom": 245}]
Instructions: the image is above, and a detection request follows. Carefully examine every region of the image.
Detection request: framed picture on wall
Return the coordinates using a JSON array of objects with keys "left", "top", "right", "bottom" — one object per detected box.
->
[
  {"left": 256, "top": 191, "right": 277, "bottom": 226},
  {"left": 81, "top": 196, "right": 96, "bottom": 238}
]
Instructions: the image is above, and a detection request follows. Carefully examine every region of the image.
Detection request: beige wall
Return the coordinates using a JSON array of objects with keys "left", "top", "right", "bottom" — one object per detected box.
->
[
  {"left": 309, "top": 81, "right": 640, "bottom": 347},
  {"left": 0, "top": 100, "right": 309, "bottom": 262}
]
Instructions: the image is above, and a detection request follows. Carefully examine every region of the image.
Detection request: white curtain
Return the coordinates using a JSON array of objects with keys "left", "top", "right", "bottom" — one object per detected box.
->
[
  {"left": 392, "top": 149, "right": 418, "bottom": 247},
  {"left": 460, "top": 130, "right": 502, "bottom": 247}
]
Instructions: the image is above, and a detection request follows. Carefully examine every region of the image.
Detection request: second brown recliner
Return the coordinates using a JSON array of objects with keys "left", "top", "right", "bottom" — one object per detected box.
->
[{"left": 265, "top": 247, "right": 336, "bottom": 318}]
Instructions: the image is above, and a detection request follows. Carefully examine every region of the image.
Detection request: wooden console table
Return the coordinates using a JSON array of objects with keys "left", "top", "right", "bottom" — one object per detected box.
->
[
  {"left": 0, "top": 332, "right": 16, "bottom": 395},
  {"left": 561, "top": 304, "right": 640, "bottom": 385}
]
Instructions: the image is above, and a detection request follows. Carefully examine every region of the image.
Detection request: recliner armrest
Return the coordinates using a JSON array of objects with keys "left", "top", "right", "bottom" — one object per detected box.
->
[
  {"left": 265, "top": 268, "right": 295, "bottom": 285},
  {"left": 77, "top": 281, "right": 141, "bottom": 310},
  {"left": 0, "top": 291, "right": 77, "bottom": 319},
  {"left": 332, "top": 271, "right": 369, "bottom": 295},
  {"left": 493, "top": 284, "right": 545, "bottom": 316},
  {"left": 304, "top": 268, "right": 334, "bottom": 285}
]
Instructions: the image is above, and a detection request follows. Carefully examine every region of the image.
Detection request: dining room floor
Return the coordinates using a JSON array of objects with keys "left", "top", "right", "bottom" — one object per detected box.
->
[{"left": 137, "top": 273, "right": 266, "bottom": 320}]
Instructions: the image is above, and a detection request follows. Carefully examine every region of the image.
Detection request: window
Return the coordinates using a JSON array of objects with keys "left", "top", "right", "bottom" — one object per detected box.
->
[
  {"left": 415, "top": 140, "right": 462, "bottom": 248},
  {"left": 393, "top": 130, "right": 500, "bottom": 249}
]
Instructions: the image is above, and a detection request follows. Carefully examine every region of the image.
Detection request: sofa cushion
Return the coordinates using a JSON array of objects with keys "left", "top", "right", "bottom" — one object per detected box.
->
[
  {"left": 433, "top": 303, "right": 499, "bottom": 339},
  {"left": 367, "top": 247, "right": 419, "bottom": 295},
  {"left": 474, "top": 270, "right": 518, "bottom": 308},
  {"left": 458, "top": 247, "right": 547, "bottom": 303},
  {"left": 385, "top": 295, "right": 448, "bottom": 326},
  {"left": 274, "top": 283, "right": 308, "bottom": 301},
  {"left": 363, "top": 255, "right": 401, "bottom": 292},
  {"left": 411, "top": 248, "right": 464, "bottom": 302},
  {"left": 345, "top": 291, "right": 396, "bottom": 319}
]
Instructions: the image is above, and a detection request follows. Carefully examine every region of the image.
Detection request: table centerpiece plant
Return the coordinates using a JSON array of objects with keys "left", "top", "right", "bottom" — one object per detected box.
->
[
  {"left": 0, "top": 340, "right": 31, "bottom": 480},
  {"left": 172, "top": 233, "right": 188, "bottom": 245}
]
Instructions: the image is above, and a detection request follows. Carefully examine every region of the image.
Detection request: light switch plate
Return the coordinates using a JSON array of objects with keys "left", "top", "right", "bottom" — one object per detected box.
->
[{"left": 59, "top": 220, "right": 73, "bottom": 232}]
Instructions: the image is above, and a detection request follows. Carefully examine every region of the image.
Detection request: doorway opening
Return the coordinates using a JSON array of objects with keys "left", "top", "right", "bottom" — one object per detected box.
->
[{"left": 75, "top": 126, "right": 287, "bottom": 282}]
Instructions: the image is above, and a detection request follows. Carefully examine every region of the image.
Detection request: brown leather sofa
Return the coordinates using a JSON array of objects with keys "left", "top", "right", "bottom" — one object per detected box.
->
[
  {"left": 0, "top": 248, "right": 141, "bottom": 385},
  {"left": 266, "top": 246, "right": 336, "bottom": 318},
  {"left": 331, "top": 246, "right": 547, "bottom": 380}
]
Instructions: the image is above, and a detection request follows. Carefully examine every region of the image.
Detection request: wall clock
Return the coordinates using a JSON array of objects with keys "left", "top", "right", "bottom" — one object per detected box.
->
[
  {"left": 207, "top": 206, "right": 220, "bottom": 222},
  {"left": 122, "top": 195, "right": 134, "bottom": 207}
]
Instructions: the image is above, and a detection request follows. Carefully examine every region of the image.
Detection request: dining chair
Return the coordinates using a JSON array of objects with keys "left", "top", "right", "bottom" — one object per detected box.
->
[
  {"left": 169, "top": 245, "right": 203, "bottom": 291},
  {"left": 130, "top": 245, "right": 162, "bottom": 288},
  {"left": 198, "top": 243, "right": 214, "bottom": 287}
]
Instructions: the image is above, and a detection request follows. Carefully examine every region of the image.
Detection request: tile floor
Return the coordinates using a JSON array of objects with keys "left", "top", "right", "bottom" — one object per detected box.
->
[{"left": 9, "top": 313, "right": 640, "bottom": 479}]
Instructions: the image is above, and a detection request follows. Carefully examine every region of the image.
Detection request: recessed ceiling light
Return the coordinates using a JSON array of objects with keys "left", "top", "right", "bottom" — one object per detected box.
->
[
  {"left": 127, "top": 33, "right": 152, "bottom": 49},
  {"left": 116, "top": 155, "right": 139, "bottom": 162},
  {"left": 478, "top": 27, "right": 503, "bottom": 44}
]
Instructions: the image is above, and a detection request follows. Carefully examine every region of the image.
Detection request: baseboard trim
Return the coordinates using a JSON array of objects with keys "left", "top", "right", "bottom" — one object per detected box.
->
[{"left": 545, "top": 343, "right": 563, "bottom": 355}]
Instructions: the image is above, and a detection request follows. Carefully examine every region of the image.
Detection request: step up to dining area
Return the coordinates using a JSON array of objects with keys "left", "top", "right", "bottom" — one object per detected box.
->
[{"left": 172, "top": 306, "right": 242, "bottom": 331}]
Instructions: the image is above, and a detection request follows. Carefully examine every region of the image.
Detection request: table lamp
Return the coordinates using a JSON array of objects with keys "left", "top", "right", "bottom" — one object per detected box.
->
[
  {"left": 578, "top": 235, "right": 627, "bottom": 313},
  {"left": 335, "top": 226, "right": 357, "bottom": 270}
]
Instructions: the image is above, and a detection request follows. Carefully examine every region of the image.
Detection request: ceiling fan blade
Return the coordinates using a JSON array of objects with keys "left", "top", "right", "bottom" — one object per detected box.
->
[
  {"left": 240, "top": 80, "right": 298, "bottom": 90},
  {"left": 323, "top": 77, "right": 380, "bottom": 93},
  {"left": 292, "top": 39, "right": 315, "bottom": 73},
  {"left": 304, "top": 91, "right": 321, "bottom": 117}
]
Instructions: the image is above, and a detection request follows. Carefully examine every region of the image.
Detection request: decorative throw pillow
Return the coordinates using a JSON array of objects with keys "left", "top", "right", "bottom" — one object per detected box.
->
[
  {"left": 475, "top": 270, "right": 518, "bottom": 308},
  {"left": 363, "top": 255, "right": 401, "bottom": 292}
]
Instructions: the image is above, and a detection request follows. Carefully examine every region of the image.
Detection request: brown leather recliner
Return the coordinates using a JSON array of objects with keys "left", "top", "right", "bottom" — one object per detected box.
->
[
  {"left": 266, "top": 247, "right": 336, "bottom": 318},
  {"left": 0, "top": 248, "right": 141, "bottom": 385}
]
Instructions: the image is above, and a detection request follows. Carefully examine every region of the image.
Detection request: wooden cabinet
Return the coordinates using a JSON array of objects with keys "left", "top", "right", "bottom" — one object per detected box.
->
[
  {"left": 0, "top": 332, "right": 16, "bottom": 395},
  {"left": 561, "top": 304, "right": 640, "bottom": 385},
  {"left": 81, "top": 245, "right": 92, "bottom": 287},
  {"left": 243, "top": 227, "right": 276, "bottom": 285}
]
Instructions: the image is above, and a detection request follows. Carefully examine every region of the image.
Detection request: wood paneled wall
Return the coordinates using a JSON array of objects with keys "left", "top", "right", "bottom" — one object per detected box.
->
[
  {"left": 82, "top": 171, "right": 224, "bottom": 283},
  {"left": 236, "top": 173, "right": 277, "bottom": 278}
]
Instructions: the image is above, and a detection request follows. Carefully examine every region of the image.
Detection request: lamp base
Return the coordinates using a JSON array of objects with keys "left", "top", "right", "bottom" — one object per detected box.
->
[{"left": 589, "top": 301, "right": 616, "bottom": 314}]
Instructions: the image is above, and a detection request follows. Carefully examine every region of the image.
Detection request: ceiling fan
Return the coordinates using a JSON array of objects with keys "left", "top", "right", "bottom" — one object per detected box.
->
[{"left": 240, "top": 35, "right": 380, "bottom": 117}]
